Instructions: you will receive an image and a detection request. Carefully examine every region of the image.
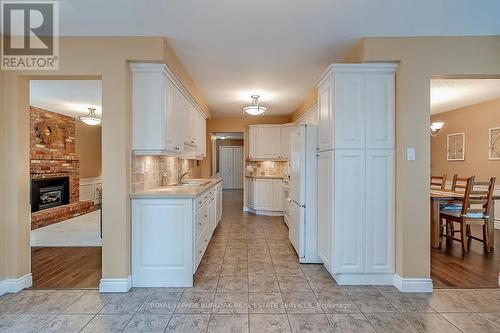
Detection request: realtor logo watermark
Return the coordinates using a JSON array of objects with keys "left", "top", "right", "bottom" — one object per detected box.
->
[{"left": 1, "top": 1, "right": 59, "bottom": 70}]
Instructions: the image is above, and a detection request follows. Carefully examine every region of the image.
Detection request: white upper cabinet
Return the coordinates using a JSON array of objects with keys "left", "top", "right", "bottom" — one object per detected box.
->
[
  {"left": 131, "top": 63, "right": 206, "bottom": 158},
  {"left": 335, "top": 73, "right": 365, "bottom": 149},
  {"left": 280, "top": 125, "right": 295, "bottom": 159},
  {"left": 195, "top": 112, "right": 206, "bottom": 158},
  {"left": 365, "top": 73, "right": 395, "bottom": 149},
  {"left": 316, "top": 63, "right": 396, "bottom": 151},
  {"left": 318, "top": 81, "right": 334, "bottom": 151},
  {"left": 248, "top": 124, "right": 293, "bottom": 160}
]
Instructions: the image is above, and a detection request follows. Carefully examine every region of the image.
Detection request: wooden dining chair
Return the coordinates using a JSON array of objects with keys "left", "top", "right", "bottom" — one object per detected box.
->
[
  {"left": 452, "top": 174, "right": 474, "bottom": 192},
  {"left": 431, "top": 174, "right": 447, "bottom": 190},
  {"left": 440, "top": 177, "right": 496, "bottom": 252}
]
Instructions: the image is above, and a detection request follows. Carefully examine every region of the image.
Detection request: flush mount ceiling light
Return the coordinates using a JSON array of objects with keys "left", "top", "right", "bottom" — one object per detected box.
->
[
  {"left": 243, "top": 95, "right": 267, "bottom": 116},
  {"left": 430, "top": 122, "right": 444, "bottom": 137},
  {"left": 79, "top": 107, "right": 101, "bottom": 125}
]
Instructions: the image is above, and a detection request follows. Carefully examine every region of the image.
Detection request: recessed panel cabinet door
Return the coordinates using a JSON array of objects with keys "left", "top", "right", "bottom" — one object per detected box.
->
[
  {"left": 246, "top": 179, "right": 254, "bottom": 208},
  {"left": 272, "top": 179, "right": 283, "bottom": 211},
  {"left": 334, "top": 73, "right": 365, "bottom": 149},
  {"left": 334, "top": 149, "right": 365, "bottom": 273},
  {"left": 256, "top": 127, "right": 282, "bottom": 159},
  {"left": 318, "top": 80, "right": 333, "bottom": 151},
  {"left": 233, "top": 147, "right": 244, "bottom": 189},
  {"left": 365, "top": 73, "right": 395, "bottom": 149},
  {"left": 220, "top": 147, "right": 234, "bottom": 189},
  {"left": 317, "top": 151, "right": 333, "bottom": 270},
  {"left": 254, "top": 179, "right": 273, "bottom": 211},
  {"left": 132, "top": 199, "right": 193, "bottom": 287},
  {"left": 365, "top": 149, "right": 395, "bottom": 273}
]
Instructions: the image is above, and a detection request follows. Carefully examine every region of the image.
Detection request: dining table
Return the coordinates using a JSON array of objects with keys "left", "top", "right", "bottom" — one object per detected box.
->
[{"left": 430, "top": 189, "right": 500, "bottom": 250}]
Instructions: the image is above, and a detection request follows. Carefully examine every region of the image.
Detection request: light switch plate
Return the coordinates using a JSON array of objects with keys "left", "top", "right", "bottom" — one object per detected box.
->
[{"left": 407, "top": 147, "right": 416, "bottom": 161}]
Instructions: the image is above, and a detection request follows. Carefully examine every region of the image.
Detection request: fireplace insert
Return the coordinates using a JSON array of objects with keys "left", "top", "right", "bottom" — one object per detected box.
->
[{"left": 31, "top": 177, "right": 70, "bottom": 212}]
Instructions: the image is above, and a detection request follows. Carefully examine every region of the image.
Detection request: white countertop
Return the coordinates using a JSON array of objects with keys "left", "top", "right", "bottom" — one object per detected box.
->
[
  {"left": 245, "top": 175, "right": 287, "bottom": 179},
  {"left": 130, "top": 177, "right": 222, "bottom": 199}
]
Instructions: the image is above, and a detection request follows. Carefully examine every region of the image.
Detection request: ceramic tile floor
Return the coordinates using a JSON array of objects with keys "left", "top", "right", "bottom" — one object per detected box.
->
[{"left": 2, "top": 190, "right": 500, "bottom": 332}]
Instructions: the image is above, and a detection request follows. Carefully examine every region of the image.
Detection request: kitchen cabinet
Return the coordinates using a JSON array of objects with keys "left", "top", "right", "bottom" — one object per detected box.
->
[
  {"left": 272, "top": 179, "right": 283, "bottom": 211},
  {"left": 132, "top": 181, "right": 222, "bottom": 287},
  {"left": 282, "top": 180, "right": 290, "bottom": 223},
  {"left": 280, "top": 124, "right": 295, "bottom": 159},
  {"left": 246, "top": 178, "right": 254, "bottom": 208},
  {"left": 254, "top": 179, "right": 273, "bottom": 211},
  {"left": 131, "top": 63, "right": 206, "bottom": 158},
  {"left": 315, "top": 63, "right": 396, "bottom": 286},
  {"left": 248, "top": 125, "right": 289, "bottom": 159},
  {"left": 316, "top": 151, "right": 333, "bottom": 269}
]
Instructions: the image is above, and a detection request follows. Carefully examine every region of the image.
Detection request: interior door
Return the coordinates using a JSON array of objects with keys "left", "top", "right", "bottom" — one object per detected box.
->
[
  {"left": 232, "top": 147, "right": 244, "bottom": 189},
  {"left": 220, "top": 147, "right": 234, "bottom": 189}
]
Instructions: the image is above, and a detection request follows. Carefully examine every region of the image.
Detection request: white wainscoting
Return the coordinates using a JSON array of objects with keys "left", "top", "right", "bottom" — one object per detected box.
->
[{"left": 80, "top": 177, "right": 102, "bottom": 204}]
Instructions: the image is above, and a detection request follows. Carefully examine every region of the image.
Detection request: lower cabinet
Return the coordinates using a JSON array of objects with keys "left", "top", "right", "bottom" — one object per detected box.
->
[
  {"left": 132, "top": 182, "right": 222, "bottom": 287},
  {"left": 246, "top": 177, "right": 284, "bottom": 215}
]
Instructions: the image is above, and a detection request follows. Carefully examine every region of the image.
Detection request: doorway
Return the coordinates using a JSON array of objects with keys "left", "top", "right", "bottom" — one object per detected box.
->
[
  {"left": 29, "top": 80, "right": 103, "bottom": 289},
  {"left": 429, "top": 78, "right": 500, "bottom": 288}
]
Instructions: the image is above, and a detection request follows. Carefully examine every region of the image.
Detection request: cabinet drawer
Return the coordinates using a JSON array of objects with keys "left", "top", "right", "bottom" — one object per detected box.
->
[
  {"left": 195, "top": 204, "right": 209, "bottom": 240},
  {"left": 194, "top": 225, "right": 210, "bottom": 269},
  {"left": 195, "top": 191, "right": 212, "bottom": 211}
]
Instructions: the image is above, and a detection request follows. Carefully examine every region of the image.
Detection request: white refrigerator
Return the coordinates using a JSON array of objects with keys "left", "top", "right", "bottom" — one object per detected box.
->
[{"left": 288, "top": 125, "right": 321, "bottom": 263}]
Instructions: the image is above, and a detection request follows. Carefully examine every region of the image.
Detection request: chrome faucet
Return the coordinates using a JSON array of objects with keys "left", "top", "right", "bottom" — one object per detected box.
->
[{"left": 178, "top": 170, "right": 191, "bottom": 184}]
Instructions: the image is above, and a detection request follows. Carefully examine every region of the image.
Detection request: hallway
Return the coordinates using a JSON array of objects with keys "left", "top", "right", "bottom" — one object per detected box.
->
[{"left": 1, "top": 190, "right": 500, "bottom": 331}]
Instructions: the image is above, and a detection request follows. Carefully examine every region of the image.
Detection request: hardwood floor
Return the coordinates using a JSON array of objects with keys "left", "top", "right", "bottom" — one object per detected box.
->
[
  {"left": 431, "top": 226, "right": 500, "bottom": 288},
  {"left": 31, "top": 247, "right": 101, "bottom": 289}
]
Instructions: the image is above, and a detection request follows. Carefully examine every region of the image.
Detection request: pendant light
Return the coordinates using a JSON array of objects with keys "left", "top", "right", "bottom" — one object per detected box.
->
[
  {"left": 243, "top": 95, "right": 266, "bottom": 116},
  {"left": 80, "top": 107, "right": 101, "bottom": 125}
]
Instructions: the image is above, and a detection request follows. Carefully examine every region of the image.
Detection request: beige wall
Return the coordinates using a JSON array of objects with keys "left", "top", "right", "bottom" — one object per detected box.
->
[
  {"left": 363, "top": 36, "right": 500, "bottom": 279},
  {"left": 75, "top": 120, "right": 102, "bottom": 178},
  {"left": 200, "top": 116, "right": 290, "bottom": 178},
  {"left": 431, "top": 98, "right": 500, "bottom": 182},
  {"left": 0, "top": 36, "right": 208, "bottom": 283}
]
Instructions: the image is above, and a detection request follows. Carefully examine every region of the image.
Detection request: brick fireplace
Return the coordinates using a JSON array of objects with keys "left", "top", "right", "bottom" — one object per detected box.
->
[{"left": 30, "top": 107, "right": 98, "bottom": 230}]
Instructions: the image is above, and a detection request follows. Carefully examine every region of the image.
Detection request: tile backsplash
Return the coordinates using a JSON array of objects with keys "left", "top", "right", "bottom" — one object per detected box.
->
[
  {"left": 246, "top": 161, "right": 288, "bottom": 177},
  {"left": 131, "top": 155, "right": 198, "bottom": 193}
]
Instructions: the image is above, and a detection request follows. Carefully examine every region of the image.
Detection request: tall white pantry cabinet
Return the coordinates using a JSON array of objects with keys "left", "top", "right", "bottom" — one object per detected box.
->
[{"left": 316, "top": 63, "right": 396, "bottom": 285}]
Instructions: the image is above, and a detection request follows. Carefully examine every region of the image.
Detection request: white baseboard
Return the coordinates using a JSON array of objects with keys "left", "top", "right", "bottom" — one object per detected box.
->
[
  {"left": 99, "top": 276, "right": 132, "bottom": 293},
  {"left": 0, "top": 273, "right": 33, "bottom": 296},
  {"left": 495, "top": 220, "right": 500, "bottom": 230},
  {"left": 393, "top": 274, "right": 433, "bottom": 293},
  {"left": 332, "top": 273, "right": 394, "bottom": 286},
  {"left": 246, "top": 207, "right": 283, "bottom": 217}
]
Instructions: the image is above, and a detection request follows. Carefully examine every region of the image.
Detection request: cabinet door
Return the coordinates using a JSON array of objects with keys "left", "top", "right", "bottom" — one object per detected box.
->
[
  {"left": 196, "top": 113, "right": 207, "bottom": 158},
  {"left": 248, "top": 128, "right": 257, "bottom": 159},
  {"left": 318, "top": 79, "right": 334, "bottom": 151},
  {"left": 256, "top": 127, "right": 282, "bottom": 159},
  {"left": 317, "top": 151, "right": 333, "bottom": 269},
  {"left": 334, "top": 149, "right": 365, "bottom": 273},
  {"left": 272, "top": 179, "right": 283, "bottom": 211},
  {"left": 173, "top": 90, "right": 186, "bottom": 153},
  {"left": 233, "top": 147, "right": 244, "bottom": 189},
  {"left": 132, "top": 199, "right": 193, "bottom": 287},
  {"left": 164, "top": 77, "right": 177, "bottom": 152},
  {"left": 365, "top": 149, "right": 395, "bottom": 273},
  {"left": 246, "top": 179, "right": 254, "bottom": 208},
  {"left": 334, "top": 73, "right": 365, "bottom": 149},
  {"left": 184, "top": 104, "right": 196, "bottom": 146},
  {"left": 254, "top": 179, "right": 273, "bottom": 210},
  {"left": 365, "top": 74, "right": 395, "bottom": 149},
  {"left": 280, "top": 126, "right": 294, "bottom": 159}
]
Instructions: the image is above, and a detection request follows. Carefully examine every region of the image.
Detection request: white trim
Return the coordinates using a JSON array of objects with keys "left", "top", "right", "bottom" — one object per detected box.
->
[
  {"left": 316, "top": 62, "right": 398, "bottom": 87},
  {"left": 393, "top": 274, "right": 433, "bottom": 293},
  {"left": 332, "top": 273, "right": 394, "bottom": 286},
  {"left": 0, "top": 274, "right": 32, "bottom": 296},
  {"left": 246, "top": 207, "right": 283, "bottom": 217},
  {"left": 294, "top": 103, "right": 318, "bottom": 126},
  {"left": 99, "top": 276, "right": 132, "bottom": 293},
  {"left": 498, "top": 273, "right": 500, "bottom": 286}
]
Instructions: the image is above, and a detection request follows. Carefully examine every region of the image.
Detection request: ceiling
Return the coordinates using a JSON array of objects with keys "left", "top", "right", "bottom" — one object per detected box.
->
[
  {"left": 30, "top": 80, "right": 102, "bottom": 118},
  {"left": 431, "top": 79, "right": 500, "bottom": 114},
  {"left": 58, "top": 0, "right": 500, "bottom": 117}
]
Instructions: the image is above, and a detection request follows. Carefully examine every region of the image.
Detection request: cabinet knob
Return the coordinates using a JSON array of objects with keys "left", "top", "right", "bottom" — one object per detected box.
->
[
  {"left": 198, "top": 201, "right": 202, "bottom": 204},
  {"left": 204, "top": 239, "right": 208, "bottom": 242},
  {"left": 198, "top": 222, "right": 202, "bottom": 226},
  {"left": 198, "top": 250, "right": 202, "bottom": 254},
  {"left": 204, "top": 214, "right": 208, "bottom": 218},
  {"left": 175, "top": 146, "right": 180, "bottom": 150}
]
